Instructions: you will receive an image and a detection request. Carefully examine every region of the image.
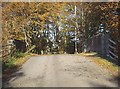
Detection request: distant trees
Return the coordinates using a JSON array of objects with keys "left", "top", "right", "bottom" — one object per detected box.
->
[{"left": 72, "top": 2, "right": 118, "bottom": 53}]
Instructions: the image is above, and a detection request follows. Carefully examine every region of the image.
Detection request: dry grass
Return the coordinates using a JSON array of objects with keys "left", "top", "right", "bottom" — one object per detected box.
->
[
  {"left": 80, "top": 52, "right": 119, "bottom": 76},
  {"left": 14, "top": 53, "right": 32, "bottom": 66}
]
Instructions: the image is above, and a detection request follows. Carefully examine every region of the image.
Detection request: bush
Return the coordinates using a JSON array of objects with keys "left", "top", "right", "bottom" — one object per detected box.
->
[
  {"left": 3, "top": 57, "right": 16, "bottom": 70},
  {"left": 3, "top": 52, "right": 27, "bottom": 70},
  {"left": 13, "top": 52, "right": 25, "bottom": 58}
]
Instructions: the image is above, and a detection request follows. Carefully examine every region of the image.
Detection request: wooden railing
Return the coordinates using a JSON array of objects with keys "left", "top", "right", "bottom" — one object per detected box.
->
[
  {"left": 25, "top": 45, "right": 36, "bottom": 54},
  {"left": 108, "top": 39, "right": 118, "bottom": 61},
  {"left": 0, "top": 44, "right": 16, "bottom": 62},
  {"left": 0, "top": 44, "right": 36, "bottom": 62}
]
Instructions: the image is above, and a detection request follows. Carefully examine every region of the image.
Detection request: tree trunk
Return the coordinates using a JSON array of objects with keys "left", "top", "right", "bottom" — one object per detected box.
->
[{"left": 23, "top": 29, "right": 29, "bottom": 48}]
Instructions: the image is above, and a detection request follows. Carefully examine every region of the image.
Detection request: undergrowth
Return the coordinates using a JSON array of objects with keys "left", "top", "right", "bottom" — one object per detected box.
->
[{"left": 3, "top": 52, "right": 31, "bottom": 70}]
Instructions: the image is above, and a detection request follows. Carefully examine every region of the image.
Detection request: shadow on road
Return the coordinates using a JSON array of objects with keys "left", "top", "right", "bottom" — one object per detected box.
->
[
  {"left": 2, "top": 54, "right": 120, "bottom": 87},
  {"left": 112, "top": 74, "right": 120, "bottom": 88},
  {"left": 89, "top": 81, "right": 118, "bottom": 89},
  {"left": 2, "top": 65, "right": 24, "bottom": 87},
  {"left": 0, "top": 59, "right": 2, "bottom": 88}
]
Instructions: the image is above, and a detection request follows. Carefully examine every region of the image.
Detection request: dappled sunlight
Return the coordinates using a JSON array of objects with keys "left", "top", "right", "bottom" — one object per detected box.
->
[
  {"left": 1, "top": 2, "right": 119, "bottom": 88},
  {"left": 80, "top": 52, "right": 97, "bottom": 56}
]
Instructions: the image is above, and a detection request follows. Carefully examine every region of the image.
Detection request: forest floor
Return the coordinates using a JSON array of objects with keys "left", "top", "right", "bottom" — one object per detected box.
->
[{"left": 3, "top": 54, "right": 119, "bottom": 87}]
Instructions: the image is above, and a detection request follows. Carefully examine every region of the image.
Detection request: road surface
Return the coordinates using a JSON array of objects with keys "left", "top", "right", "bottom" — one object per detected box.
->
[{"left": 3, "top": 54, "right": 118, "bottom": 87}]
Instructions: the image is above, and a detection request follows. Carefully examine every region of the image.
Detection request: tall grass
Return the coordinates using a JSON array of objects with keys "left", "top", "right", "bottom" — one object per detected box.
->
[{"left": 3, "top": 52, "right": 29, "bottom": 70}]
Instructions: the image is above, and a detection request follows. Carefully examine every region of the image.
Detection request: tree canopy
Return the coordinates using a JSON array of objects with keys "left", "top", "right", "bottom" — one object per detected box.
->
[{"left": 2, "top": 2, "right": 119, "bottom": 54}]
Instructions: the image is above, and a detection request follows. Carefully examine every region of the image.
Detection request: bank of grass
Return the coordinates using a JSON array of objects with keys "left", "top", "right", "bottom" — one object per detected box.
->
[
  {"left": 3, "top": 52, "right": 33, "bottom": 71},
  {"left": 80, "top": 52, "right": 119, "bottom": 76}
]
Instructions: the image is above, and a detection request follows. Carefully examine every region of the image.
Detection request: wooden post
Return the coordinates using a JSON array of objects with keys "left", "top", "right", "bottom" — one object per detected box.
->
[{"left": 117, "top": 7, "right": 120, "bottom": 64}]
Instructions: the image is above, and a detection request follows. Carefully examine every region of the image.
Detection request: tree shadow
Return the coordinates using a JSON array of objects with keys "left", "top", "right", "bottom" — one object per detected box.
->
[
  {"left": 89, "top": 82, "right": 118, "bottom": 89},
  {"left": 112, "top": 74, "right": 120, "bottom": 88},
  {"left": 2, "top": 65, "right": 25, "bottom": 88},
  {"left": 0, "top": 60, "right": 2, "bottom": 88},
  {"left": 88, "top": 72, "right": 119, "bottom": 88}
]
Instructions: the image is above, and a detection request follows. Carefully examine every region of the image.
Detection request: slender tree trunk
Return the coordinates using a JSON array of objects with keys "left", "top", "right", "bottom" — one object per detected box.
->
[
  {"left": 83, "top": 39, "right": 87, "bottom": 53},
  {"left": 74, "top": 5, "right": 78, "bottom": 54},
  {"left": 64, "top": 29, "right": 67, "bottom": 54},
  {"left": 75, "top": 27, "right": 78, "bottom": 54},
  {"left": 23, "top": 29, "right": 29, "bottom": 48},
  {"left": 117, "top": 8, "right": 120, "bottom": 64}
]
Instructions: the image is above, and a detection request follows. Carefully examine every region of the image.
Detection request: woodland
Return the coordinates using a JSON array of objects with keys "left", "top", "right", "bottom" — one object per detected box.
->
[{"left": 2, "top": 2, "right": 119, "bottom": 56}]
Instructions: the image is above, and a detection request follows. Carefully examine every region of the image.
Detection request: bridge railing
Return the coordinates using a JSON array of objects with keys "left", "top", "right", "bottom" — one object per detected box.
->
[
  {"left": 0, "top": 44, "right": 16, "bottom": 62},
  {"left": 108, "top": 39, "right": 118, "bottom": 61}
]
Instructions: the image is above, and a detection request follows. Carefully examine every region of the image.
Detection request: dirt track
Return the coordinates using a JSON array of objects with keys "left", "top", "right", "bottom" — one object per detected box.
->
[{"left": 3, "top": 54, "right": 118, "bottom": 87}]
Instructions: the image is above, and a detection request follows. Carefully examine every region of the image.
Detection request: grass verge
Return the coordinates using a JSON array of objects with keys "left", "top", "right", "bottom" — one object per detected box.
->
[
  {"left": 80, "top": 52, "right": 119, "bottom": 76},
  {"left": 2, "top": 52, "right": 34, "bottom": 78},
  {"left": 3, "top": 53, "right": 32, "bottom": 70}
]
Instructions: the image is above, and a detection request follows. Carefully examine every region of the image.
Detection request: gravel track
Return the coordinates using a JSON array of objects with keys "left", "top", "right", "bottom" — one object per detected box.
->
[{"left": 3, "top": 54, "right": 118, "bottom": 87}]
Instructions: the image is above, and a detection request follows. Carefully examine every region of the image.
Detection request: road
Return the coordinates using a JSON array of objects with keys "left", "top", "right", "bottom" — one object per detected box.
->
[{"left": 3, "top": 54, "right": 118, "bottom": 87}]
